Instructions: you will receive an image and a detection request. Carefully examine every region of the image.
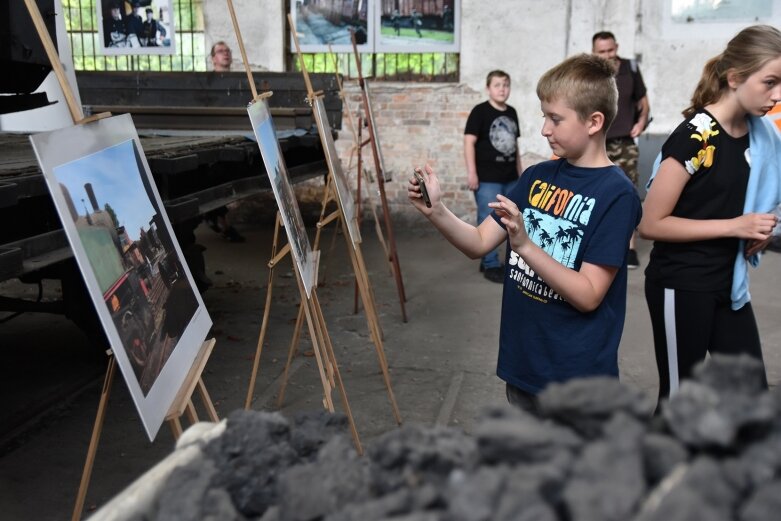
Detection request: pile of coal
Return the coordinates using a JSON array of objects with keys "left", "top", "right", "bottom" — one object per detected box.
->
[{"left": 141, "top": 354, "right": 781, "bottom": 521}]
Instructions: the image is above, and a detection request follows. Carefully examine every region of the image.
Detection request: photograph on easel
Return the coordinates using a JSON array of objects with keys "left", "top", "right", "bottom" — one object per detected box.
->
[
  {"left": 247, "top": 98, "right": 317, "bottom": 297},
  {"left": 290, "top": 0, "right": 373, "bottom": 52},
  {"left": 30, "top": 114, "right": 212, "bottom": 440},
  {"left": 376, "top": 0, "right": 460, "bottom": 53},
  {"left": 312, "top": 96, "right": 362, "bottom": 246},
  {"left": 96, "top": 0, "right": 175, "bottom": 55}
]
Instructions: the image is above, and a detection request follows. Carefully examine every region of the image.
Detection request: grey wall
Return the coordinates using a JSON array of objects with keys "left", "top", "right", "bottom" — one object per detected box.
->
[
  {"left": 198, "top": 0, "right": 781, "bottom": 212},
  {"left": 204, "top": 0, "right": 781, "bottom": 158}
]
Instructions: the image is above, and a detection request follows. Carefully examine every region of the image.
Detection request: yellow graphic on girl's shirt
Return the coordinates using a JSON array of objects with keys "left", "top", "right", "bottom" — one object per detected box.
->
[{"left": 684, "top": 113, "right": 720, "bottom": 175}]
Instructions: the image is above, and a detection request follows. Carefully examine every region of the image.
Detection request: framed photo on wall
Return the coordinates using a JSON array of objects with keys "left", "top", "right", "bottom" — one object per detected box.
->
[
  {"left": 97, "top": 0, "right": 175, "bottom": 56},
  {"left": 247, "top": 98, "right": 317, "bottom": 297},
  {"left": 375, "top": 0, "right": 460, "bottom": 53},
  {"left": 290, "top": 0, "right": 373, "bottom": 53},
  {"left": 29, "top": 115, "right": 212, "bottom": 441}
]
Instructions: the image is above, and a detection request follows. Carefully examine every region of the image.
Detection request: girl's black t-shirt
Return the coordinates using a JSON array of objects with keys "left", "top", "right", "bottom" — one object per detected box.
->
[{"left": 645, "top": 110, "right": 750, "bottom": 291}]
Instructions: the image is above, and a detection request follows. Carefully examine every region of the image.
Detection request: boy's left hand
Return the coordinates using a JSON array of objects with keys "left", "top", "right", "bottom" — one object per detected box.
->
[{"left": 489, "top": 194, "right": 530, "bottom": 252}]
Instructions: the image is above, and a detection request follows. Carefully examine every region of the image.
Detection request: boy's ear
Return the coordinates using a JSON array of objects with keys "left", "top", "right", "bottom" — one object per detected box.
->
[{"left": 587, "top": 111, "right": 606, "bottom": 136}]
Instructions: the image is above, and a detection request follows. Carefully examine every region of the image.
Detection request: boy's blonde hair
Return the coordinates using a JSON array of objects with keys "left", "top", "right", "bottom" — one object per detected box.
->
[{"left": 536, "top": 54, "right": 618, "bottom": 132}]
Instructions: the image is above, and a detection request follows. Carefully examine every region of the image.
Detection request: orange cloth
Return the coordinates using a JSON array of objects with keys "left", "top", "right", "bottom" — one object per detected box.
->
[{"left": 769, "top": 104, "right": 781, "bottom": 134}]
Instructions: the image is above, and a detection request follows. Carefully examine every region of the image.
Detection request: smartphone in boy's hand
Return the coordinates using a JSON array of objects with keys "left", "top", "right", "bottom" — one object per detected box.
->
[{"left": 413, "top": 169, "right": 432, "bottom": 208}]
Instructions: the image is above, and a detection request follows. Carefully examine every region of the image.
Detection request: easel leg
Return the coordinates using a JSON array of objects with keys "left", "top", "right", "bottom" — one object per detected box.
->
[
  {"left": 276, "top": 301, "right": 306, "bottom": 408},
  {"left": 244, "top": 274, "right": 275, "bottom": 408},
  {"left": 309, "top": 295, "right": 336, "bottom": 389},
  {"left": 355, "top": 245, "right": 384, "bottom": 340},
  {"left": 196, "top": 378, "right": 219, "bottom": 422},
  {"left": 348, "top": 241, "right": 401, "bottom": 425},
  {"left": 297, "top": 275, "right": 335, "bottom": 412},
  {"left": 168, "top": 417, "right": 184, "bottom": 440},
  {"left": 312, "top": 177, "right": 332, "bottom": 283},
  {"left": 185, "top": 400, "right": 199, "bottom": 424},
  {"left": 354, "top": 150, "right": 363, "bottom": 315},
  {"left": 165, "top": 339, "right": 219, "bottom": 434},
  {"left": 245, "top": 215, "right": 281, "bottom": 409},
  {"left": 311, "top": 291, "right": 363, "bottom": 454},
  {"left": 72, "top": 356, "right": 116, "bottom": 521},
  {"left": 380, "top": 190, "right": 408, "bottom": 313}
]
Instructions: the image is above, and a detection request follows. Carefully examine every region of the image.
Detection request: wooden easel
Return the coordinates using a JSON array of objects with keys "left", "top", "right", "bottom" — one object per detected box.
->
[
  {"left": 281, "top": 15, "right": 401, "bottom": 425},
  {"left": 278, "top": 170, "right": 402, "bottom": 425},
  {"left": 243, "top": 212, "right": 363, "bottom": 453},
  {"left": 349, "top": 31, "right": 409, "bottom": 322},
  {"left": 327, "top": 45, "right": 388, "bottom": 254},
  {"left": 327, "top": 46, "right": 392, "bottom": 315},
  {"left": 227, "top": 0, "right": 364, "bottom": 451},
  {"left": 23, "top": 2, "right": 220, "bottom": 519},
  {"left": 73, "top": 342, "right": 218, "bottom": 521}
]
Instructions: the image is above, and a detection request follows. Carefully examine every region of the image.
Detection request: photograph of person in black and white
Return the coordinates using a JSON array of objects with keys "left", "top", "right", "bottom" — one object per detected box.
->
[{"left": 99, "top": 0, "right": 172, "bottom": 52}]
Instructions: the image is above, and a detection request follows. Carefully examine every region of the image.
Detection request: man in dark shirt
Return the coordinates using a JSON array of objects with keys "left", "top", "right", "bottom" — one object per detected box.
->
[
  {"left": 141, "top": 7, "right": 165, "bottom": 47},
  {"left": 592, "top": 31, "right": 650, "bottom": 269},
  {"left": 205, "top": 41, "right": 245, "bottom": 242}
]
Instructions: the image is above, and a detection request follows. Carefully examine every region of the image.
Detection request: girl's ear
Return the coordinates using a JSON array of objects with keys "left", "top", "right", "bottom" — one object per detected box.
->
[
  {"left": 726, "top": 68, "right": 741, "bottom": 89},
  {"left": 588, "top": 111, "right": 605, "bottom": 136}
]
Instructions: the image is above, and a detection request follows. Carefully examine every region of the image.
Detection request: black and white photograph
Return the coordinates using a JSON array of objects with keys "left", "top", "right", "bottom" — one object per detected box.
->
[
  {"left": 29, "top": 115, "right": 211, "bottom": 440},
  {"left": 97, "top": 0, "right": 175, "bottom": 55}
]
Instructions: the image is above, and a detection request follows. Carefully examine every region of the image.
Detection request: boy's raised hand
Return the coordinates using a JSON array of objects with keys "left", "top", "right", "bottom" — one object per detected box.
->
[
  {"left": 490, "top": 194, "right": 530, "bottom": 252},
  {"left": 408, "top": 164, "right": 441, "bottom": 215}
]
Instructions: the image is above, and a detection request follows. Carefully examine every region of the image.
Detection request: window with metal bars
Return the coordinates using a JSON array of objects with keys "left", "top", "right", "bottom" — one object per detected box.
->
[
  {"left": 290, "top": 51, "right": 459, "bottom": 82},
  {"left": 62, "top": 1, "right": 459, "bottom": 80},
  {"left": 287, "top": 0, "right": 460, "bottom": 82},
  {"left": 62, "top": 0, "right": 207, "bottom": 71}
]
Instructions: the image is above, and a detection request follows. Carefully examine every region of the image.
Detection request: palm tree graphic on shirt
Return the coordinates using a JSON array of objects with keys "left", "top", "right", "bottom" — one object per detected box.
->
[{"left": 523, "top": 208, "right": 584, "bottom": 268}]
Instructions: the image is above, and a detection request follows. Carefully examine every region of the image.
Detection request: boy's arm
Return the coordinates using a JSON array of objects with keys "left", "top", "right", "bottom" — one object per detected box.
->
[
  {"left": 410, "top": 165, "right": 506, "bottom": 259},
  {"left": 464, "top": 134, "right": 479, "bottom": 190},
  {"left": 516, "top": 146, "right": 523, "bottom": 177},
  {"left": 491, "top": 195, "right": 618, "bottom": 312},
  {"left": 512, "top": 245, "right": 618, "bottom": 312}
]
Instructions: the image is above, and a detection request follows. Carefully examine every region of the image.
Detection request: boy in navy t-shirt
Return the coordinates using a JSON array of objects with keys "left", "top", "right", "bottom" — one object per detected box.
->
[{"left": 409, "top": 54, "right": 641, "bottom": 411}]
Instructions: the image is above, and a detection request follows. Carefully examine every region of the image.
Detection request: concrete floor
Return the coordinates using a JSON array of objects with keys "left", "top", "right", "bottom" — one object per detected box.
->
[{"left": 1, "top": 217, "right": 779, "bottom": 520}]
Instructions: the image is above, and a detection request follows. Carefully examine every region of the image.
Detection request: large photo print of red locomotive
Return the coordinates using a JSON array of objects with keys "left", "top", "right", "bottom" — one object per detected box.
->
[{"left": 53, "top": 139, "right": 199, "bottom": 395}]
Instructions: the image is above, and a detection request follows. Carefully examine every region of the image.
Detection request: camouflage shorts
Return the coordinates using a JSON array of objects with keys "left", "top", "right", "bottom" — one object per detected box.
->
[{"left": 606, "top": 137, "right": 639, "bottom": 186}]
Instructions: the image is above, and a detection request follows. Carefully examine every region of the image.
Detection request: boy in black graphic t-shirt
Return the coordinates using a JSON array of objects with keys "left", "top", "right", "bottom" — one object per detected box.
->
[{"left": 464, "top": 70, "right": 523, "bottom": 282}]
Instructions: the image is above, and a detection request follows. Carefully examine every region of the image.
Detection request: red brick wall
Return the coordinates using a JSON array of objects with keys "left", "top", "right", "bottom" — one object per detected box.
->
[
  {"left": 331, "top": 83, "right": 482, "bottom": 223},
  {"left": 254, "top": 82, "right": 547, "bottom": 227}
]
